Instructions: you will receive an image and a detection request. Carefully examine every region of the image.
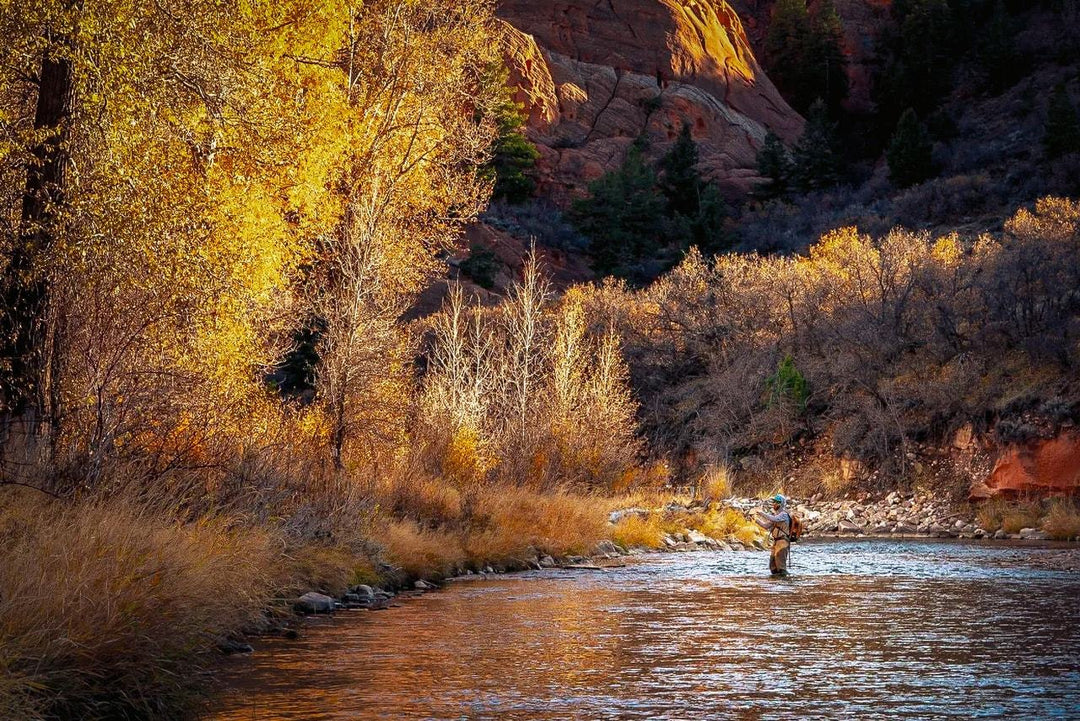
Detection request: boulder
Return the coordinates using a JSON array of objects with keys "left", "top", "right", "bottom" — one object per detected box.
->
[
  {"left": 686, "top": 529, "right": 712, "bottom": 545},
  {"left": 594, "top": 539, "right": 621, "bottom": 556},
  {"left": 837, "top": 520, "right": 863, "bottom": 534},
  {"left": 1018, "top": 527, "right": 1050, "bottom": 541},
  {"left": 294, "top": 592, "right": 335, "bottom": 614}
]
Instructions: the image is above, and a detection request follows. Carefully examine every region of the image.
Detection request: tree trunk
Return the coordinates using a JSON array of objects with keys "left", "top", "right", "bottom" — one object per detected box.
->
[{"left": 1, "top": 42, "right": 76, "bottom": 435}]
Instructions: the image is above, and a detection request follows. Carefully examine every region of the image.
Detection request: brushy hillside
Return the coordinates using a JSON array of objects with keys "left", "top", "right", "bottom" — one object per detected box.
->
[{"left": 572, "top": 197, "right": 1080, "bottom": 496}]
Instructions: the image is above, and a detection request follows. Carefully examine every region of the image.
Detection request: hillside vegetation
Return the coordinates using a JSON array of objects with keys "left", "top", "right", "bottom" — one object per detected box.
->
[
  {"left": 572, "top": 197, "right": 1080, "bottom": 495},
  {"left": 1, "top": 0, "right": 1078, "bottom": 718}
]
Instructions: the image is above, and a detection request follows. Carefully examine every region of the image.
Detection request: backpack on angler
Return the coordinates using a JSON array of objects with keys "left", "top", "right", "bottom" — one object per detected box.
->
[{"left": 788, "top": 512, "right": 803, "bottom": 542}]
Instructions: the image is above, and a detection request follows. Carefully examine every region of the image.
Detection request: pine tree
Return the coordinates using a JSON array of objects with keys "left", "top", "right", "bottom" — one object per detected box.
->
[
  {"left": 886, "top": 108, "right": 935, "bottom": 187},
  {"left": 659, "top": 123, "right": 701, "bottom": 217},
  {"left": 765, "top": 0, "right": 813, "bottom": 111},
  {"left": 756, "top": 131, "right": 792, "bottom": 198},
  {"left": 659, "top": 124, "right": 729, "bottom": 253},
  {"left": 979, "top": 0, "right": 1019, "bottom": 94},
  {"left": 1044, "top": 83, "right": 1080, "bottom": 159},
  {"left": 792, "top": 100, "right": 843, "bottom": 191},
  {"left": 571, "top": 143, "right": 665, "bottom": 275},
  {"left": 807, "top": 0, "right": 849, "bottom": 115},
  {"left": 485, "top": 64, "right": 540, "bottom": 203}
]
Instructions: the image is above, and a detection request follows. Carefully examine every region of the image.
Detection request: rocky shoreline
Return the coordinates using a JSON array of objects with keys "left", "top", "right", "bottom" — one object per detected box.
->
[{"left": 280, "top": 490, "right": 1066, "bottom": 626}]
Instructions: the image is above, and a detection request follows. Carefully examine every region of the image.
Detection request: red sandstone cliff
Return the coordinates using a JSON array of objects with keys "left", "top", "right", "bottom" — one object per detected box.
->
[
  {"left": 970, "top": 432, "right": 1080, "bottom": 499},
  {"left": 497, "top": 0, "right": 804, "bottom": 202}
]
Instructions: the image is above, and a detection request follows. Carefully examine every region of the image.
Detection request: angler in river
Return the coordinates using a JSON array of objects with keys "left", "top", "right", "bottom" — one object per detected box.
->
[{"left": 755, "top": 494, "right": 793, "bottom": 575}]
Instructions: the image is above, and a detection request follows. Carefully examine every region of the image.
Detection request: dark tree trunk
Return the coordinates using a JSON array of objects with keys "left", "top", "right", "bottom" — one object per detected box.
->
[{"left": 1, "top": 43, "right": 75, "bottom": 433}]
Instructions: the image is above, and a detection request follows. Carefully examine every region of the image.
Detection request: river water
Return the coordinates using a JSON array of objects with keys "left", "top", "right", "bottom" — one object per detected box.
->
[{"left": 206, "top": 540, "right": 1080, "bottom": 720}]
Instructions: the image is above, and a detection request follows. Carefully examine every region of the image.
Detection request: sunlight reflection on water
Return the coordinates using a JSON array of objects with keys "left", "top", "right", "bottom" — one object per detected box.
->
[{"left": 205, "top": 540, "right": 1080, "bottom": 720}]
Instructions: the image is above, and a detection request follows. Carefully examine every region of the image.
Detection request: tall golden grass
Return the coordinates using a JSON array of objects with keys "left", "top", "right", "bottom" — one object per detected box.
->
[
  {"left": 0, "top": 490, "right": 278, "bottom": 720},
  {"left": 1042, "top": 499, "right": 1080, "bottom": 540}
]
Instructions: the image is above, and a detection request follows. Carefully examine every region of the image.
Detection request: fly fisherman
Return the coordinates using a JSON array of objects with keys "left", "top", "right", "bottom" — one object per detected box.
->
[{"left": 755, "top": 494, "right": 792, "bottom": 575}]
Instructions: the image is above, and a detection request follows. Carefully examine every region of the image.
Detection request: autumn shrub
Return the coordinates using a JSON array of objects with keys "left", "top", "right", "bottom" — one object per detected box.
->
[
  {"left": 1042, "top": 499, "right": 1080, "bottom": 540},
  {"left": 611, "top": 513, "right": 665, "bottom": 549},
  {"left": 0, "top": 491, "right": 278, "bottom": 720}
]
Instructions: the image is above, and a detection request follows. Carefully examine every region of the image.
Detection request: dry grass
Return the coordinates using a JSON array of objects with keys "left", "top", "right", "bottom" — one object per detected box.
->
[
  {"left": 376, "top": 472, "right": 464, "bottom": 527},
  {"left": 380, "top": 519, "right": 467, "bottom": 580},
  {"left": 0, "top": 490, "right": 279, "bottom": 720},
  {"left": 975, "top": 496, "right": 1010, "bottom": 532},
  {"left": 689, "top": 507, "right": 756, "bottom": 540},
  {"left": 464, "top": 486, "right": 610, "bottom": 566},
  {"left": 611, "top": 513, "right": 665, "bottom": 549},
  {"left": 1001, "top": 503, "right": 1044, "bottom": 534},
  {"left": 1042, "top": 499, "right": 1080, "bottom": 540},
  {"left": 700, "top": 463, "right": 732, "bottom": 501}
]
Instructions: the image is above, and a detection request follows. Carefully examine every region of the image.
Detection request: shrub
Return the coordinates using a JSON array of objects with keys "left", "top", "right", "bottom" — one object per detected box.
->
[
  {"left": 459, "top": 244, "right": 500, "bottom": 289},
  {"left": 1042, "top": 499, "right": 1080, "bottom": 540}
]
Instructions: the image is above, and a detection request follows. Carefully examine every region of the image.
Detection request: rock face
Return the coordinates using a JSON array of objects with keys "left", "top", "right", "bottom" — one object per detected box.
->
[
  {"left": 497, "top": 0, "right": 804, "bottom": 202},
  {"left": 974, "top": 432, "right": 1080, "bottom": 498}
]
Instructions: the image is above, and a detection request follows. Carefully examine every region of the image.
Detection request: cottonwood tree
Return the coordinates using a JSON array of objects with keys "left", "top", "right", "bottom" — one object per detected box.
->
[
  {"left": 0, "top": 0, "right": 348, "bottom": 486},
  {"left": 307, "top": 0, "right": 500, "bottom": 471}
]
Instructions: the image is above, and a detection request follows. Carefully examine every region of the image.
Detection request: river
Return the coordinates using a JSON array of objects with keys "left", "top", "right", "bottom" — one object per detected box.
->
[{"left": 205, "top": 540, "right": 1080, "bottom": 720}]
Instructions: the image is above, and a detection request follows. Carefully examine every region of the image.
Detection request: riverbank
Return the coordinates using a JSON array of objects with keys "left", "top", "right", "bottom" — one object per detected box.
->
[{"left": 3, "top": 485, "right": 1076, "bottom": 720}]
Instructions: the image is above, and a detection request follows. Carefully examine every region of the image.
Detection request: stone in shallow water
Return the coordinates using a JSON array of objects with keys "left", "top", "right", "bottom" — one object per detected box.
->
[
  {"left": 1019, "top": 528, "right": 1050, "bottom": 540},
  {"left": 295, "top": 592, "right": 335, "bottom": 614}
]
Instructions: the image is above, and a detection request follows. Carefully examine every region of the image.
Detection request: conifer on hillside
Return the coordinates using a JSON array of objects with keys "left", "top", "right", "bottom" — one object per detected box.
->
[
  {"left": 1044, "top": 83, "right": 1080, "bottom": 159},
  {"left": 792, "top": 100, "right": 843, "bottom": 191},
  {"left": 756, "top": 131, "right": 792, "bottom": 198},
  {"left": 887, "top": 108, "right": 935, "bottom": 188}
]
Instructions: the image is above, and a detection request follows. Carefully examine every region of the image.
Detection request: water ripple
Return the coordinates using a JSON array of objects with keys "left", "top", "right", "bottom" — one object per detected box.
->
[{"left": 206, "top": 540, "right": 1080, "bottom": 720}]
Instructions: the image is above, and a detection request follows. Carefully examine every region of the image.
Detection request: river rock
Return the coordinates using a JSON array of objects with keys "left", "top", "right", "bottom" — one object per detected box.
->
[
  {"left": 686, "top": 529, "right": 711, "bottom": 545},
  {"left": 838, "top": 520, "right": 863, "bottom": 534},
  {"left": 993, "top": 529, "right": 1008, "bottom": 539},
  {"left": 351, "top": 584, "right": 375, "bottom": 601},
  {"left": 594, "top": 540, "right": 621, "bottom": 557},
  {"left": 295, "top": 592, "right": 335, "bottom": 614},
  {"left": 1018, "top": 528, "right": 1050, "bottom": 540},
  {"left": 539, "top": 555, "right": 556, "bottom": 568}
]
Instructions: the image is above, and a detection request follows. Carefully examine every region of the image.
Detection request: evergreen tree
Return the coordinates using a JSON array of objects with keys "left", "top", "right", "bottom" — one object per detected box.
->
[
  {"left": 688, "top": 184, "right": 731, "bottom": 255},
  {"left": 1044, "top": 83, "right": 1080, "bottom": 159},
  {"left": 765, "top": 0, "right": 848, "bottom": 114},
  {"left": 659, "top": 123, "right": 701, "bottom": 217},
  {"left": 886, "top": 108, "right": 935, "bottom": 187},
  {"left": 765, "top": 0, "right": 813, "bottom": 111},
  {"left": 791, "top": 100, "right": 843, "bottom": 191},
  {"left": 978, "top": 0, "right": 1020, "bottom": 94},
  {"left": 484, "top": 64, "right": 540, "bottom": 203},
  {"left": 807, "top": 0, "right": 849, "bottom": 115},
  {"left": 571, "top": 142, "right": 665, "bottom": 275},
  {"left": 659, "top": 124, "right": 729, "bottom": 254},
  {"left": 756, "top": 131, "right": 792, "bottom": 198}
]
